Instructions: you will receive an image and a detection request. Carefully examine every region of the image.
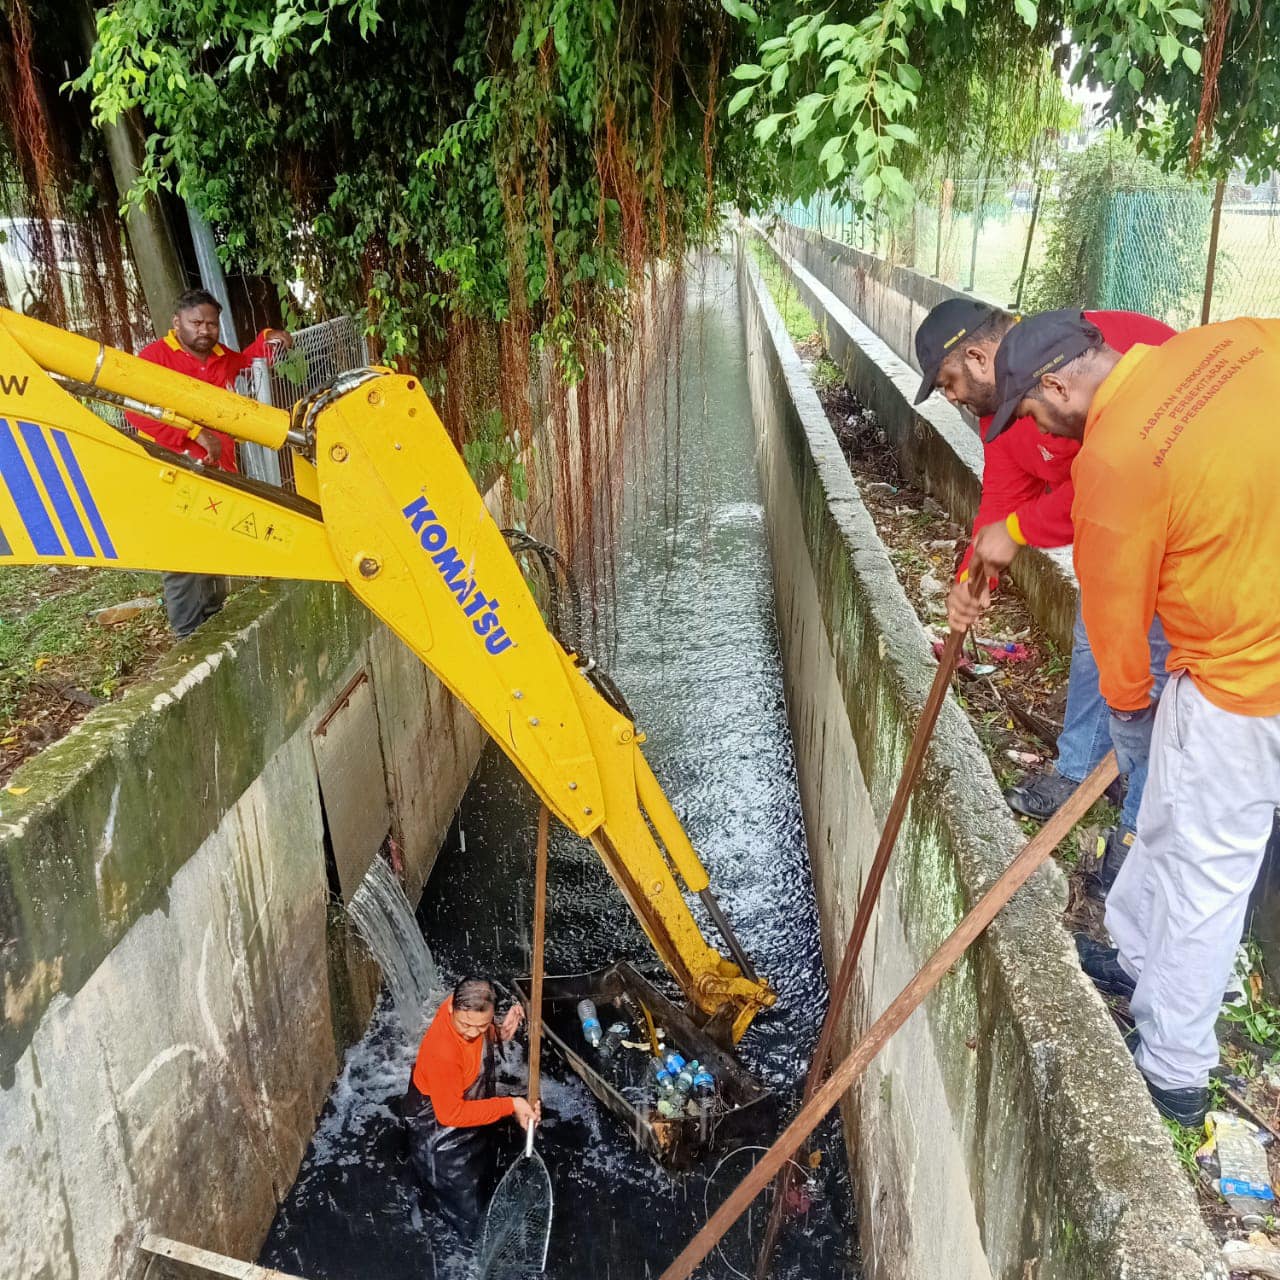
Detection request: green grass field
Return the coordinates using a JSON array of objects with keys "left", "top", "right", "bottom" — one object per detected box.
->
[{"left": 801, "top": 202, "right": 1280, "bottom": 323}]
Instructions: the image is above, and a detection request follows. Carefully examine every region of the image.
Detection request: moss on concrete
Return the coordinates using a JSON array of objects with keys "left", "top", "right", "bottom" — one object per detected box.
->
[{"left": 0, "top": 580, "right": 371, "bottom": 1083}]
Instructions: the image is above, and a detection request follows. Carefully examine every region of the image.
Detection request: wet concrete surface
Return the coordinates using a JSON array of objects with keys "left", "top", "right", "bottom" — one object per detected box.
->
[{"left": 259, "top": 254, "right": 858, "bottom": 1279}]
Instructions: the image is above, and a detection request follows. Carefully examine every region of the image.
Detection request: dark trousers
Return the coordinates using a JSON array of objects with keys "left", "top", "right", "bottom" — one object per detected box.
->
[
  {"left": 162, "top": 573, "right": 226, "bottom": 637},
  {"left": 403, "top": 1081, "right": 497, "bottom": 1236}
]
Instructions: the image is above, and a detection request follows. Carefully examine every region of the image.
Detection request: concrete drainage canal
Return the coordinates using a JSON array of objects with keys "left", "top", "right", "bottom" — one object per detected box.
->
[
  {"left": 257, "top": 253, "right": 859, "bottom": 1280},
  {"left": 1, "top": 249, "right": 1228, "bottom": 1280}
]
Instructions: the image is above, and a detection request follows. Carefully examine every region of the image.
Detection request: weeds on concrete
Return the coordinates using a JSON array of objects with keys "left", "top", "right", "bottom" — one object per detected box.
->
[{"left": 0, "top": 564, "right": 177, "bottom": 783}]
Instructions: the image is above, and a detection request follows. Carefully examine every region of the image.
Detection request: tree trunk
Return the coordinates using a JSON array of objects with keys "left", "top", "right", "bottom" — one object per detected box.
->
[{"left": 76, "top": 0, "right": 186, "bottom": 340}]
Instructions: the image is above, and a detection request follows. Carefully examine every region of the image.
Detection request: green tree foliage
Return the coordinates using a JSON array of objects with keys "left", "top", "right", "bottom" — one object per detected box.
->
[
  {"left": 76, "top": 0, "right": 760, "bottom": 381},
  {"left": 722, "top": 0, "right": 1267, "bottom": 209},
  {"left": 1024, "top": 133, "right": 1210, "bottom": 327}
]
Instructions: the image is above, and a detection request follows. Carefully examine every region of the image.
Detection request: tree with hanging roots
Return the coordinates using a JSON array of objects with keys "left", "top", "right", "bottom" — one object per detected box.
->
[{"left": 73, "top": 0, "right": 776, "bottom": 382}]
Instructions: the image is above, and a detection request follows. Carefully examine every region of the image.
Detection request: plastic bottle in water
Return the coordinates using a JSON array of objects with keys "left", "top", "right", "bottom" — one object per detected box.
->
[
  {"left": 597, "top": 1020, "right": 630, "bottom": 1060},
  {"left": 577, "top": 998, "right": 603, "bottom": 1048},
  {"left": 662, "top": 1050, "right": 687, "bottom": 1077}
]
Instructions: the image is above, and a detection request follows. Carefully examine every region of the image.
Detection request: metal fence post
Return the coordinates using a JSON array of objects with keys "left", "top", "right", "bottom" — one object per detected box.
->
[
  {"left": 1013, "top": 181, "right": 1043, "bottom": 312},
  {"left": 1201, "top": 177, "right": 1227, "bottom": 326},
  {"left": 934, "top": 181, "right": 944, "bottom": 278},
  {"left": 244, "top": 357, "right": 284, "bottom": 486}
]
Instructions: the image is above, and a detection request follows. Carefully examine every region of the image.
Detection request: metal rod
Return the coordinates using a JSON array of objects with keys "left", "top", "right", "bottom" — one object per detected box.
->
[
  {"left": 529, "top": 804, "right": 549, "bottom": 1109},
  {"left": 662, "top": 753, "right": 1120, "bottom": 1280},
  {"left": 753, "top": 622, "right": 970, "bottom": 1278},
  {"left": 49, "top": 373, "right": 201, "bottom": 434},
  {"left": 1201, "top": 177, "right": 1227, "bottom": 326},
  {"left": 699, "top": 888, "right": 758, "bottom": 982}
]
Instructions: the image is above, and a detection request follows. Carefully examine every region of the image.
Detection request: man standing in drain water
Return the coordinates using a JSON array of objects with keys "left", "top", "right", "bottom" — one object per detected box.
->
[
  {"left": 913, "top": 298, "right": 1174, "bottom": 896},
  {"left": 959, "top": 310, "right": 1280, "bottom": 1126},
  {"left": 404, "top": 976, "right": 538, "bottom": 1235}
]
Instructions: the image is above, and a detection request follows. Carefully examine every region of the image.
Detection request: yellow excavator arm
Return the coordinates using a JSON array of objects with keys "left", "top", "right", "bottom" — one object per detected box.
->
[{"left": 0, "top": 308, "right": 775, "bottom": 1042}]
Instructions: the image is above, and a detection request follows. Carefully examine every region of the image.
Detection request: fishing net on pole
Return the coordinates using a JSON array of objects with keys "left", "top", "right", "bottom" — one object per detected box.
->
[
  {"left": 477, "top": 804, "right": 553, "bottom": 1278},
  {"left": 474, "top": 1127, "right": 553, "bottom": 1279}
]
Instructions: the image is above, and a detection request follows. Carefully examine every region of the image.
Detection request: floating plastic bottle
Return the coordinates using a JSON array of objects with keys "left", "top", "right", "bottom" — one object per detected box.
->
[
  {"left": 577, "top": 998, "right": 603, "bottom": 1048},
  {"left": 597, "top": 1020, "right": 630, "bottom": 1060},
  {"left": 662, "top": 1050, "right": 687, "bottom": 1077}
]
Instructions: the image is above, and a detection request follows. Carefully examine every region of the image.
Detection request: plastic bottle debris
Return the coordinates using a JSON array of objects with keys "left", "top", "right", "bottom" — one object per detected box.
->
[
  {"left": 92, "top": 596, "right": 160, "bottom": 626},
  {"left": 689, "top": 1064, "right": 716, "bottom": 1118},
  {"left": 662, "top": 1050, "right": 687, "bottom": 1077},
  {"left": 653, "top": 1059, "right": 681, "bottom": 1119},
  {"left": 1200, "top": 1111, "right": 1276, "bottom": 1226},
  {"left": 672, "top": 1058, "right": 699, "bottom": 1101},
  {"left": 577, "top": 998, "right": 603, "bottom": 1048},
  {"left": 597, "top": 1020, "right": 630, "bottom": 1060}
]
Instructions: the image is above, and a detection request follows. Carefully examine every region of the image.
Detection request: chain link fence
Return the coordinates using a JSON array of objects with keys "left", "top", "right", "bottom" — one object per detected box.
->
[
  {"left": 779, "top": 170, "right": 1280, "bottom": 327},
  {"left": 75, "top": 315, "right": 372, "bottom": 493},
  {"left": 235, "top": 314, "right": 372, "bottom": 487}
]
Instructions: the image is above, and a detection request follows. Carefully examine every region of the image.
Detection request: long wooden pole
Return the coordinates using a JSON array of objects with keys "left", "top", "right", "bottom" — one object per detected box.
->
[
  {"left": 755, "top": 622, "right": 969, "bottom": 1277},
  {"left": 665, "top": 753, "right": 1119, "bottom": 1280},
  {"left": 529, "top": 804, "right": 549, "bottom": 1108}
]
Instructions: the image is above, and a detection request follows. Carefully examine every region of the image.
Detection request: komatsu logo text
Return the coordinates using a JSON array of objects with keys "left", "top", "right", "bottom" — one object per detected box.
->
[{"left": 402, "top": 496, "right": 514, "bottom": 655}]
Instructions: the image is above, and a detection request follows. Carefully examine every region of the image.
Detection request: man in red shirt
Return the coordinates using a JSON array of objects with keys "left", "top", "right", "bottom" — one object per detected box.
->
[
  {"left": 914, "top": 299, "right": 1174, "bottom": 891},
  {"left": 403, "top": 977, "right": 537, "bottom": 1234},
  {"left": 125, "top": 288, "right": 292, "bottom": 635}
]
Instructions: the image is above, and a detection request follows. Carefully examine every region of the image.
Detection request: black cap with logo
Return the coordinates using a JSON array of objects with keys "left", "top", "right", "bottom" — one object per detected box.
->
[
  {"left": 912, "top": 297, "right": 1000, "bottom": 404},
  {"left": 987, "top": 308, "right": 1104, "bottom": 441}
]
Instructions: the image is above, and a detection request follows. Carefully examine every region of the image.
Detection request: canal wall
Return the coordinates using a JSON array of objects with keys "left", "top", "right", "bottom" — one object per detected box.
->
[
  {"left": 762, "top": 221, "right": 1280, "bottom": 1011},
  {"left": 737, "top": 239, "right": 1220, "bottom": 1280},
  {"left": 749, "top": 220, "right": 1076, "bottom": 653},
  {"left": 0, "top": 284, "right": 672, "bottom": 1280}
]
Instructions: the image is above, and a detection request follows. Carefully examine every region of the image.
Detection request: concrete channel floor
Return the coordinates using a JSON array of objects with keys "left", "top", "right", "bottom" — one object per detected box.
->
[{"left": 258, "top": 254, "right": 859, "bottom": 1280}]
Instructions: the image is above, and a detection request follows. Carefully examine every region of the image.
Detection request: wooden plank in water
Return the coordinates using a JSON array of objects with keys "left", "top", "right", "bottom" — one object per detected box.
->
[{"left": 140, "top": 1235, "right": 312, "bottom": 1280}]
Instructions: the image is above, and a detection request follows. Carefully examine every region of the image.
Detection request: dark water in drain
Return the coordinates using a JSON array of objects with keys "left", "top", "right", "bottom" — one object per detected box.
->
[{"left": 260, "top": 254, "right": 858, "bottom": 1280}]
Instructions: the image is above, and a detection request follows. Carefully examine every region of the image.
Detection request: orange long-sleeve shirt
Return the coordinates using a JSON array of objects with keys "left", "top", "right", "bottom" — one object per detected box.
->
[
  {"left": 410, "top": 997, "right": 515, "bottom": 1127},
  {"left": 1072, "top": 318, "right": 1280, "bottom": 715}
]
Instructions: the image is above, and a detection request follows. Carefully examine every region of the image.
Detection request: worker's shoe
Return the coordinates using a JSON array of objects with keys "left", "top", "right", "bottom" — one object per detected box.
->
[
  {"left": 1145, "top": 1079, "right": 1208, "bottom": 1128},
  {"left": 1084, "top": 827, "right": 1136, "bottom": 901},
  {"left": 1074, "top": 934, "right": 1136, "bottom": 1000},
  {"left": 1005, "top": 766, "right": 1077, "bottom": 821}
]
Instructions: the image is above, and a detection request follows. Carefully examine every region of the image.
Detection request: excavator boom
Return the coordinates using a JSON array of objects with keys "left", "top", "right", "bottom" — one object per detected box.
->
[{"left": 0, "top": 308, "right": 775, "bottom": 1042}]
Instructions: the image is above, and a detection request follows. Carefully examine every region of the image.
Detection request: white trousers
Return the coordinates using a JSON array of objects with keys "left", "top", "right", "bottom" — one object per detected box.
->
[{"left": 1105, "top": 672, "right": 1280, "bottom": 1091}]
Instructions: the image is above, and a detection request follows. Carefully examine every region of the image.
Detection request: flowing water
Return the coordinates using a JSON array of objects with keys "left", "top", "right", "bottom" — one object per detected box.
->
[
  {"left": 347, "top": 856, "right": 443, "bottom": 1039},
  {"left": 260, "top": 253, "right": 858, "bottom": 1279}
]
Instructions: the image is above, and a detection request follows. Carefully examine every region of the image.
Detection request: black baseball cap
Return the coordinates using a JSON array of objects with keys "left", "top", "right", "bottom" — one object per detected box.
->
[
  {"left": 912, "top": 297, "right": 1000, "bottom": 404},
  {"left": 987, "top": 309, "right": 1105, "bottom": 442}
]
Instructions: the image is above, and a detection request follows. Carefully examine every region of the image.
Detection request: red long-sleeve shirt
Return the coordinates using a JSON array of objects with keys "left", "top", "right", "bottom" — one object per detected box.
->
[
  {"left": 410, "top": 997, "right": 515, "bottom": 1127},
  {"left": 957, "top": 310, "right": 1176, "bottom": 579},
  {"left": 124, "top": 329, "right": 277, "bottom": 474}
]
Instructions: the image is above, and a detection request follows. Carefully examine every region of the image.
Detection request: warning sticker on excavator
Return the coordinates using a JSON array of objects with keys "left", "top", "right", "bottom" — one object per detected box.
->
[{"left": 172, "top": 482, "right": 294, "bottom": 550}]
